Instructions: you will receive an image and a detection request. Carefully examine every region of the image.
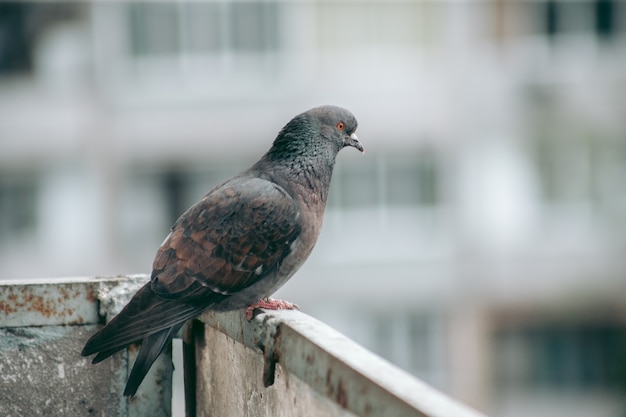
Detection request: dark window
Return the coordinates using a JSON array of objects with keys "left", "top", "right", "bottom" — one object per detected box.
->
[
  {"left": 160, "top": 169, "right": 188, "bottom": 224},
  {"left": 595, "top": 0, "right": 615, "bottom": 39},
  {"left": 0, "top": 174, "right": 38, "bottom": 239},
  {"left": 545, "top": 0, "right": 559, "bottom": 37},
  {"left": 0, "top": 3, "right": 32, "bottom": 74},
  {"left": 0, "top": 3, "right": 84, "bottom": 75},
  {"left": 495, "top": 321, "right": 626, "bottom": 391},
  {"left": 541, "top": 0, "right": 618, "bottom": 40}
]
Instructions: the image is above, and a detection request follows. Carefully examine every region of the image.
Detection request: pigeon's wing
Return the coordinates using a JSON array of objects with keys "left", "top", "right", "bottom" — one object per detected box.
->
[
  {"left": 151, "top": 175, "right": 302, "bottom": 301},
  {"left": 82, "top": 176, "right": 301, "bottom": 358}
]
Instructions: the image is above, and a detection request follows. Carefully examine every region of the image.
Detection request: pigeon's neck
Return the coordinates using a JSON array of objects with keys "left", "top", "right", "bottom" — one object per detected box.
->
[
  {"left": 254, "top": 155, "right": 335, "bottom": 206},
  {"left": 255, "top": 123, "right": 340, "bottom": 209}
]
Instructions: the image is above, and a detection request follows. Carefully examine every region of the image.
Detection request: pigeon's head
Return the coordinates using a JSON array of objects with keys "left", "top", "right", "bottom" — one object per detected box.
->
[
  {"left": 266, "top": 105, "right": 364, "bottom": 164},
  {"left": 310, "top": 105, "right": 364, "bottom": 155}
]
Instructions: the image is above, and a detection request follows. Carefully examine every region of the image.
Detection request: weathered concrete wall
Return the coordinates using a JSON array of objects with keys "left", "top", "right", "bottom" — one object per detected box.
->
[
  {"left": 0, "top": 276, "right": 173, "bottom": 417},
  {"left": 0, "top": 325, "right": 127, "bottom": 416},
  {"left": 194, "top": 321, "right": 357, "bottom": 417}
]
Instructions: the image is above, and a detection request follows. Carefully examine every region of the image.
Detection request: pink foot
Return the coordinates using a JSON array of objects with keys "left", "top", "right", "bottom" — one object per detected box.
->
[{"left": 245, "top": 298, "right": 300, "bottom": 320}]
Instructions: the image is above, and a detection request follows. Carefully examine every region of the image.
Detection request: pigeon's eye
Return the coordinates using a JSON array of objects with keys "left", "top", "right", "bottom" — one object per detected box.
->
[{"left": 336, "top": 122, "right": 345, "bottom": 131}]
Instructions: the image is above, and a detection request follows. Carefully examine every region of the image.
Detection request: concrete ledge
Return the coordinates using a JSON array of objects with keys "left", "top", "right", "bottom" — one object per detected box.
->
[
  {"left": 195, "top": 309, "right": 489, "bottom": 417},
  {"left": 0, "top": 275, "right": 170, "bottom": 417}
]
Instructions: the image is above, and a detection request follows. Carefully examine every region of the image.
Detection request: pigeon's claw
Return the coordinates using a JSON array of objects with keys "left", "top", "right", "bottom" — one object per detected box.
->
[{"left": 245, "top": 297, "right": 300, "bottom": 320}]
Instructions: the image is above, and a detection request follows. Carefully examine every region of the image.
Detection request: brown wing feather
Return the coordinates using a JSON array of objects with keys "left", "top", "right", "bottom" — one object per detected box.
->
[{"left": 151, "top": 176, "right": 301, "bottom": 302}]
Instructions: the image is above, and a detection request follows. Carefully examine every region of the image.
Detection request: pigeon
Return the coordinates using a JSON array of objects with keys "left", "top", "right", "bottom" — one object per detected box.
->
[{"left": 81, "top": 105, "right": 363, "bottom": 397}]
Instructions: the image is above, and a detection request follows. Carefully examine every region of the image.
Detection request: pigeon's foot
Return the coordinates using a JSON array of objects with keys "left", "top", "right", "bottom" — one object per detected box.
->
[{"left": 245, "top": 298, "right": 300, "bottom": 320}]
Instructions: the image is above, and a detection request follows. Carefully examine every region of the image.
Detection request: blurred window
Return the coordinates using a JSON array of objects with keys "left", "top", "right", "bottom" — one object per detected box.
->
[
  {"left": 387, "top": 151, "right": 439, "bottom": 207},
  {"left": 540, "top": 0, "right": 619, "bottom": 39},
  {"left": 532, "top": 126, "right": 626, "bottom": 223},
  {"left": 160, "top": 169, "right": 187, "bottom": 225},
  {"left": 545, "top": 0, "right": 559, "bottom": 36},
  {"left": 334, "top": 160, "right": 380, "bottom": 208},
  {"left": 534, "top": 135, "right": 594, "bottom": 205},
  {"left": 372, "top": 310, "right": 445, "bottom": 386},
  {"left": 495, "top": 321, "right": 626, "bottom": 391},
  {"left": 316, "top": 2, "right": 423, "bottom": 50},
  {"left": 0, "top": 173, "right": 38, "bottom": 240},
  {"left": 595, "top": 0, "right": 616, "bottom": 39},
  {"left": 129, "top": 2, "right": 279, "bottom": 57},
  {"left": 0, "top": 3, "right": 84, "bottom": 76},
  {"left": 528, "top": 84, "right": 626, "bottom": 224},
  {"left": 330, "top": 150, "right": 441, "bottom": 209},
  {"left": 130, "top": 3, "right": 180, "bottom": 56},
  {"left": 0, "top": 3, "right": 32, "bottom": 74},
  {"left": 230, "top": 2, "right": 279, "bottom": 51}
]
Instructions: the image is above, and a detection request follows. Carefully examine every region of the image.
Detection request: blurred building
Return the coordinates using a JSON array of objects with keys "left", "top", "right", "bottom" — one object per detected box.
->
[{"left": 1, "top": 2, "right": 626, "bottom": 417}]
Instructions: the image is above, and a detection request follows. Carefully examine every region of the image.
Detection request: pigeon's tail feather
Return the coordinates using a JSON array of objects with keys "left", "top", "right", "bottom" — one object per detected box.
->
[
  {"left": 92, "top": 346, "right": 125, "bottom": 364},
  {"left": 82, "top": 283, "right": 214, "bottom": 359},
  {"left": 124, "top": 324, "right": 183, "bottom": 397}
]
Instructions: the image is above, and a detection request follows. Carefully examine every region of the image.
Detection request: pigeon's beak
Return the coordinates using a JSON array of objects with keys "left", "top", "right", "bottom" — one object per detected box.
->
[{"left": 345, "top": 132, "right": 364, "bottom": 154}]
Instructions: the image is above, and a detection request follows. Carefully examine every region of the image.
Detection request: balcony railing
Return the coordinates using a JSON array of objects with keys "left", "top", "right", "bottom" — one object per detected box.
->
[{"left": 1, "top": 275, "right": 488, "bottom": 417}]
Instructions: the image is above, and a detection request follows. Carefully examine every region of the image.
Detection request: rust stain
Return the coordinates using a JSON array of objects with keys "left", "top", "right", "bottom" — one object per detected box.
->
[
  {"left": 2, "top": 285, "right": 88, "bottom": 322},
  {"left": 26, "top": 293, "right": 56, "bottom": 318},
  {"left": 0, "top": 300, "right": 17, "bottom": 314},
  {"left": 85, "top": 290, "right": 97, "bottom": 303},
  {"left": 326, "top": 369, "right": 348, "bottom": 409},
  {"left": 336, "top": 379, "right": 348, "bottom": 408},
  {"left": 58, "top": 287, "right": 67, "bottom": 300}
]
